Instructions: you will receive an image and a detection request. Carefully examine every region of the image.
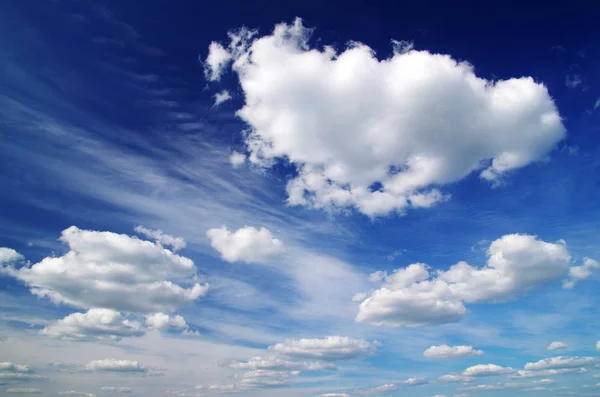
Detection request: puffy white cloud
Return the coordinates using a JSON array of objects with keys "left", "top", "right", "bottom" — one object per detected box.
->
[
  {"left": 524, "top": 356, "right": 597, "bottom": 370},
  {"left": 562, "top": 258, "right": 600, "bottom": 289},
  {"left": 462, "top": 364, "right": 514, "bottom": 377},
  {"left": 399, "top": 377, "right": 428, "bottom": 386},
  {"left": 206, "top": 18, "right": 565, "bottom": 217},
  {"left": 145, "top": 312, "right": 188, "bottom": 331},
  {"left": 356, "top": 235, "right": 571, "bottom": 326},
  {"left": 510, "top": 368, "right": 588, "bottom": 379},
  {"left": 369, "top": 384, "right": 397, "bottom": 393},
  {"left": 1, "top": 226, "right": 207, "bottom": 313},
  {"left": 0, "top": 248, "right": 23, "bottom": 263},
  {"left": 423, "top": 345, "right": 484, "bottom": 359},
  {"left": 100, "top": 387, "right": 132, "bottom": 393},
  {"left": 40, "top": 309, "right": 144, "bottom": 341},
  {"left": 5, "top": 389, "right": 41, "bottom": 394},
  {"left": 229, "top": 356, "right": 335, "bottom": 371},
  {"left": 438, "top": 374, "right": 474, "bottom": 383},
  {"left": 268, "top": 336, "right": 376, "bottom": 361},
  {"left": 206, "top": 226, "right": 284, "bottom": 263},
  {"left": 229, "top": 151, "right": 247, "bottom": 168},
  {"left": 134, "top": 226, "right": 187, "bottom": 251},
  {"left": 214, "top": 90, "right": 232, "bottom": 107},
  {"left": 547, "top": 341, "right": 568, "bottom": 351},
  {"left": 84, "top": 359, "right": 149, "bottom": 374}
]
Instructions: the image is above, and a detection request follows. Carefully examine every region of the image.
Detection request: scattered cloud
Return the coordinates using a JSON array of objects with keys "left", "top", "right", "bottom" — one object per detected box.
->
[
  {"left": 565, "top": 74, "right": 583, "bottom": 88},
  {"left": 524, "top": 356, "right": 597, "bottom": 370},
  {"left": 547, "top": 341, "right": 568, "bottom": 351},
  {"left": 214, "top": 90, "right": 232, "bottom": 107},
  {"left": 229, "top": 151, "right": 247, "bottom": 168},
  {"left": 58, "top": 392, "right": 95, "bottom": 397},
  {"left": 84, "top": 359, "right": 158, "bottom": 375},
  {"left": 268, "top": 336, "right": 376, "bottom": 361},
  {"left": 145, "top": 312, "right": 188, "bottom": 331},
  {"left": 1, "top": 226, "right": 208, "bottom": 313},
  {"left": 205, "top": 18, "right": 565, "bottom": 217},
  {"left": 100, "top": 387, "right": 132, "bottom": 393},
  {"left": 133, "top": 226, "right": 187, "bottom": 251},
  {"left": 0, "top": 362, "right": 43, "bottom": 385},
  {"left": 318, "top": 394, "right": 351, "bottom": 397},
  {"left": 399, "top": 377, "right": 428, "bottom": 386},
  {"left": 423, "top": 345, "right": 484, "bottom": 359},
  {"left": 229, "top": 356, "right": 335, "bottom": 371},
  {"left": 206, "top": 226, "right": 284, "bottom": 263},
  {"left": 510, "top": 368, "right": 589, "bottom": 378},
  {"left": 462, "top": 364, "right": 514, "bottom": 377},
  {"left": 356, "top": 234, "right": 571, "bottom": 326},
  {"left": 562, "top": 258, "right": 600, "bottom": 289},
  {"left": 0, "top": 248, "right": 23, "bottom": 263},
  {"left": 5, "top": 389, "right": 41, "bottom": 394},
  {"left": 438, "top": 374, "right": 474, "bottom": 383}
]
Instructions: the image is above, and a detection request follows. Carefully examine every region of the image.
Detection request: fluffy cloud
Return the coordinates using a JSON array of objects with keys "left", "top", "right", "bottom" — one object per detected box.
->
[
  {"left": 214, "top": 90, "right": 232, "bottom": 107},
  {"left": 547, "top": 341, "right": 568, "bottom": 351},
  {"left": 229, "top": 151, "right": 247, "bottom": 168},
  {"left": 1, "top": 226, "right": 207, "bottom": 313},
  {"left": 145, "top": 312, "right": 188, "bottom": 331},
  {"left": 510, "top": 368, "right": 588, "bottom": 378},
  {"left": 356, "top": 234, "right": 571, "bottom": 326},
  {"left": 268, "top": 336, "right": 376, "bottom": 361},
  {"left": 134, "top": 226, "right": 187, "bottom": 251},
  {"left": 229, "top": 356, "right": 335, "bottom": 371},
  {"left": 235, "top": 369, "right": 297, "bottom": 389},
  {"left": 524, "top": 356, "right": 597, "bottom": 370},
  {"left": 100, "top": 387, "right": 132, "bottom": 393},
  {"left": 369, "top": 384, "right": 397, "bottom": 393},
  {"left": 204, "top": 18, "right": 565, "bottom": 217},
  {"left": 0, "top": 363, "right": 43, "bottom": 384},
  {"left": 40, "top": 309, "right": 144, "bottom": 341},
  {"left": 399, "top": 377, "right": 428, "bottom": 386},
  {"left": 206, "top": 226, "right": 284, "bottom": 263},
  {"left": 562, "top": 257, "right": 600, "bottom": 289},
  {"left": 423, "top": 345, "right": 484, "bottom": 359},
  {"left": 84, "top": 360, "right": 150, "bottom": 374},
  {"left": 0, "top": 248, "right": 23, "bottom": 263},
  {"left": 462, "top": 364, "right": 514, "bottom": 377},
  {"left": 5, "top": 389, "right": 41, "bottom": 394},
  {"left": 438, "top": 374, "right": 474, "bottom": 383}
]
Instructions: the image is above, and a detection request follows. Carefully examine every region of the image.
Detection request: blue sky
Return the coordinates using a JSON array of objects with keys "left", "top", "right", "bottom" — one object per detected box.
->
[{"left": 1, "top": 1, "right": 600, "bottom": 397}]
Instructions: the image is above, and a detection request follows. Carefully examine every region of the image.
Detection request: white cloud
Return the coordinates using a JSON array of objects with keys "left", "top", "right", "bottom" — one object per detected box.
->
[
  {"left": 1, "top": 226, "right": 208, "bottom": 313},
  {"left": 597, "top": 341, "right": 600, "bottom": 351},
  {"left": 235, "top": 369, "right": 297, "bottom": 389},
  {"left": 100, "top": 387, "right": 132, "bottom": 393},
  {"left": 562, "top": 258, "right": 600, "bottom": 289},
  {"left": 565, "top": 74, "right": 582, "bottom": 88},
  {"left": 5, "top": 389, "right": 41, "bottom": 394},
  {"left": 423, "top": 345, "right": 484, "bottom": 359},
  {"left": 319, "top": 394, "right": 351, "bottom": 397},
  {"left": 207, "top": 18, "right": 565, "bottom": 217},
  {"left": 0, "top": 363, "right": 31, "bottom": 373},
  {"left": 206, "top": 226, "right": 284, "bottom": 263},
  {"left": 84, "top": 359, "right": 150, "bottom": 374},
  {"left": 533, "top": 379, "right": 554, "bottom": 384},
  {"left": 0, "top": 248, "right": 23, "bottom": 263},
  {"left": 268, "top": 336, "right": 376, "bottom": 361},
  {"left": 203, "top": 42, "right": 233, "bottom": 81},
  {"left": 229, "top": 356, "right": 335, "bottom": 371},
  {"left": 356, "top": 235, "right": 571, "bottom": 326},
  {"left": 432, "top": 395, "right": 447, "bottom": 397},
  {"left": 214, "top": 90, "right": 232, "bottom": 107},
  {"left": 134, "top": 225, "right": 187, "bottom": 251},
  {"left": 462, "top": 364, "right": 514, "bottom": 377},
  {"left": 510, "top": 368, "right": 588, "bottom": 378},
  {"left": 0, "top": 363, "right": 43, "bottom": 385},
  {"left": 547, "top": 341, "right": 568, "bottom": 351},
  {"left": 524, "top": 356, "right": 597, "bottom": 370},
  {"left": 229, "top": 151, "right": 247, "bottom": 168},
  {"left": 58, "top": 392, "right": 95, "bottom": 397},
  {"left": 40, "top": 309, "right": 144, "bottom": 341},
  {"left": 461, "top": 383, "right": 519, "bottom": 391},
  {"left": 438, "top": 374, "right": 474, "bottom": 383},
  {"left": 399, "top": 377, "right": 428, "bottom": 386},
  {"left": 145, "top": 312, "right": 188, "bottom": 331},
  {"left": 369, "top": 384, "right": 397, "bottom": 393}
]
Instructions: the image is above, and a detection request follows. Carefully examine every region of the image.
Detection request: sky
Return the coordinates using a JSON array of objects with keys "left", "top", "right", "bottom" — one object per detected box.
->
[{"left": 1, "top": 1, "right": 600, "bottom": 397}]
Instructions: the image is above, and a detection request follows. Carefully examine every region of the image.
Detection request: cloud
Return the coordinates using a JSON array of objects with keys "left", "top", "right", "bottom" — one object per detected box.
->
[
  {"left": 423, "top": 345, "right": 484, "bottom": 359},
  {"left": 206, "top": 226, "right": 284, "bottom": 263},
  {"left": 206, "top": 18, "right": 565, "bottom": 217},
  {"left": 510, "top": 368, "right": 588, "bottom": 378},
  {"left": 438, "top": 374, "right": 474, "bottom": 383},
  {"left": 84, "top": 359, "right": 152, "bottom": 374},
  {"left": 399, "top": 377, "right": 428, "bottom": 386},
  {"left": 100, "top": 387, "right": 132, "bottom": 393},
  {"left": 214, "top": 90, "right": 232, "bottom": 107},
  {"left": 145, "top": 312, "right": 188, "bottom": 331},
  {"left": 5, "top": 389, "right": 41, "bottom": 394},
  {"left": 203, "top": 42, "right": 233, "bottom": 81},
  {"left": 229, "top": 151, "right": 247, "bottom": 168},
  {"left": 134, "top": 226, "right": 187, "bottom": 251},
  {"left": 565, "top": 74, "right": 582, "bottom": 88},
  {"left": 1, "top": 226, "right": 208, "bottom": 313},
  {"left": 356, "top": 234, "right": 571, "bottom": 326},
  {"left": 0, "top": 248, "right": 23, "bottom": 263},
  {"left": 318, "top": 394, "right": 351, "bottom": 397},
  {"left": 0, "top": 363, "right": 43, "bottom": 385},
  {"left": 229, "top": 356, "right": 335, "bottom": 371},
  {"left": 40, "top": 309, "right": 145, "bottom": 341},
  {"left": 462, "top": 364, "right": 514, "bottom": 377},
  {"left": 597, "top": 341, "right": 600, "bottom": 351},
  {"left": 524, "top": 356, "right": 597, "bottom": 370},
  {"left": 58, "top": 392, "right": 95, "bottom": 397},
  {"left": 547, "top": 341, "right": 568, "bottom": 351},
  {"left": 235, "top": 369, "right": 297, "bottom": 389},
  {"left": 562, "top": 258, "right": 599, "bottom": 289},
  {"left": 368, "top": 384, "right": 397, "bottom": 393},
  {"left": 268, "top": 336, "right": 376, "bottom": 361},
  {"left": 461, "top": 383, "right": 519, "bottom": 391}
]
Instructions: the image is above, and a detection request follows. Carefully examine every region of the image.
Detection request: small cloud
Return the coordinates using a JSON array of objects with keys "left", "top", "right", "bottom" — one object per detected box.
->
[
  {"left": 566, "top": 74, "right": 583, "bottom": 88},
  {"left": 386, "top": 249, "right": 404, "bottom": 261},
  {"left": 594, "top": 98, "right": 600, "bottom": 110},
  {"left": 213, "top": 90, "right": 232, "bottom": 107},
  {"left": 547, "top": 341, "right": 568, "bottom": 351},
  {"left": 229, "top": 151, "right": 247, "bottom": 168}
]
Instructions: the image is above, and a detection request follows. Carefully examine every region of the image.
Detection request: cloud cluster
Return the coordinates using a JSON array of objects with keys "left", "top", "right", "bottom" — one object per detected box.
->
[
  {"left": 268, "top": 336, "right": 376, "bottom": 361},
  {"left": 562, "top": 257, "right": 600, "bottom": 289},
  {"left": 0, "top": 362, "right": 43, "bottom": 384},
  {"left": 423, "top": 345, "right": 483, "bottom": 359},
  {"left": 206, "top": 226, "right": 284, "bottom": 263},
  {"left": 204, "top": 18, "right": 565, "bottom": 217},
  {"left": 355, "top": 234, "right": 572, "bottom": 326},
  {"left": 229, "top": 356, "right": 335, "bottom": 371}
]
